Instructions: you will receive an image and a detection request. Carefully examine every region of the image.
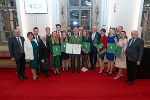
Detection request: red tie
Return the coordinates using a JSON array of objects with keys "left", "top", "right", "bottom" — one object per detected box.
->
[{"left": 58, "top": 31, "right": 60, "bottom": 40}]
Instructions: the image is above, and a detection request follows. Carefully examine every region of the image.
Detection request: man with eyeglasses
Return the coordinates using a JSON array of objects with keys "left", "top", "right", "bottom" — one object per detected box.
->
[{"left": 124, "top": 30, "right": 144, "bottom": 86}]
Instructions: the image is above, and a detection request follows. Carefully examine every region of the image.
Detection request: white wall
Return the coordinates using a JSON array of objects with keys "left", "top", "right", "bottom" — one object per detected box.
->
[
  {"left": 108, "top": 0, "right": 144, "bottom": 39},
  {"left": 16, "top": 0, "right": 60, "bottom": 39}
]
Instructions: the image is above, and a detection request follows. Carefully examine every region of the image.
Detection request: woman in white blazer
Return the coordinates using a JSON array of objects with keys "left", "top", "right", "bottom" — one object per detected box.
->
[{"left": 24, "top": 32, "right": 38, "bottom": 81}]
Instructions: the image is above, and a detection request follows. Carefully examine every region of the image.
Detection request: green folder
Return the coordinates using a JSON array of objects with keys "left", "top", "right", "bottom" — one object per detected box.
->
[
  {"left": 52, "top": 45, "right": 61, "bottom": 55},
  {"left": 107, "top": 43, "right": 116, "bottom": 54},
  {"left": 61, "top": 42, "right": 66, "bottom": 52},
  {"left": 99, "top": 48, "right": 107, "bottom": 54},
  {"left": 96, "top": 43, "right": 104, "bottom": 50},
  {"left": 83, "top": 42, "right": 91, "bottom": 53},
  {"left": 93, "top": 38, "right": 99, "bottom": 45},
  {"left": 115, "top": 46, "right": 122, "bottom": 57}
]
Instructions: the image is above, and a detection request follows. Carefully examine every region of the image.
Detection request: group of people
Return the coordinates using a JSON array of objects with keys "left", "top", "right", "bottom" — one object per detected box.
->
[{"left": 8, "top": 24, "right": 144, "bottom": 86}]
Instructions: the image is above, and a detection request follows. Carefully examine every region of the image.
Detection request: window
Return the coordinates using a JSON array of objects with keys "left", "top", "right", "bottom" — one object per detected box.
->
[
  {"left": 67, "top": 0, "right": 92, "bottom": 30},
  {"left": 0, "top": 0, "right": 18, "bottom": 45}
]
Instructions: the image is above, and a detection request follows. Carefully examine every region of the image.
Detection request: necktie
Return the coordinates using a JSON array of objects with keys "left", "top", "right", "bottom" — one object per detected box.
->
[
  {"left": 92, "top": 33, "right": 95, "bottom": 41},
  {"left": 36, "top": 36, "right": 38, "bottom": 43},
  {"left": 58, "top": 31, "right": 60, "bottom": 40},
  {"left": 17, "top": 37, "right": 23, "bottom": 53},
  {"left": 129, "top": 39, "right": 134, "bottom": 47}
]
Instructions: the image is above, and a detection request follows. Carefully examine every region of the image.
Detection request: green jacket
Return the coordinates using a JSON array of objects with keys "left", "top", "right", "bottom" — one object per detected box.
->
[{"left": 69, "top": 35, "right": 82, "bottom": 44}]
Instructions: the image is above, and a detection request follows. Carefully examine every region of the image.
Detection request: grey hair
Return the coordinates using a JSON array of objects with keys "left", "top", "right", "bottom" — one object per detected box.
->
[
  {"left": 73, "top": 27, "right": 79, "bottom": 32},
  {"left": 131, "top": 30, "right": 138, "bottom": 35}
]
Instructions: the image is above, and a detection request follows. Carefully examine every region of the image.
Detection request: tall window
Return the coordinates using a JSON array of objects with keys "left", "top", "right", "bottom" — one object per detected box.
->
[
  {"left": 0, "top": 0, "right": 18, "bottom": 45},
  {"left": 67, "top": 0, "right": 92, "bottom": 30},
  {"left": 141, "top": 0, "right": 150, "bottom": 44}
]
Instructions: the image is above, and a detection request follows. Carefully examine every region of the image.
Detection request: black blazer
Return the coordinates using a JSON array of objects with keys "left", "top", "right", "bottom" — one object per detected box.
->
[
  {"left": 89, "top": 32, "right": 101, "bottom": 51},
  {"left": 33, "top": 35, "right": 42, "bottom": 44},
  {"left": 126, "top": 37, "right": 144, "bottom": 62},
  {"left": 46, "top": 34, "right": 51, "bottom": 44},
  {"left": 8, "top": 36, "right": 25, "bottom": 59},
  {"left": 38, "top": 41, "right": 50, "bottom": 61}
]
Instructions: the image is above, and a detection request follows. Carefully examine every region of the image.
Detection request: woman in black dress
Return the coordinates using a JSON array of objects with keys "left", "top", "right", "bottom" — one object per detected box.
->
[
  {"left": 60, "top": 31, "right": 69, "bottom": 72},
  {"left": 39, "top": 35, "right": 50, "bottom": 77},
  {"left": 81, "top": 29, "right": 91, "bottom": 70}
]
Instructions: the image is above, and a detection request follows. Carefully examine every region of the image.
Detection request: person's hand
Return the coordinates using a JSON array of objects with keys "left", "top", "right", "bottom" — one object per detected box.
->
[
  {"left": 81, "top": 45, "right": 83, "bottom": 48},
  {"left": 11, "top": 58, "right": 15, "bottom": 61},
  {"left": 97, "top": 50, "right": 99, "bottom": 52},
  {"left": 53, "top": 55, "right": 56, "bottom": 56},
  {"left": 26, "top": 59, "right": 30, "bottom": 62},
  {"left": 95, "top": 44, "right": 97, "bottom": 47},
  {"left": 137, "top": 61, "right": 141, "bottom": 65},
  {"left": 41, "top": 60, "right": 44, "bottom": 64}
]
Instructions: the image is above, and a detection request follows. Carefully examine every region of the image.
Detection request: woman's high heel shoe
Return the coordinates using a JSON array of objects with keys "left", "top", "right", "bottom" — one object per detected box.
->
[
  {"left": 113, "top": 76, "right": 121, "bottom": 79},
  {"left": 108, "top": 71, "right": 113, "bottom": 75},
  {"left": 98, "top": 69, "right": 104, "bottom": 74},
  {"left": 105, "top": 69, "right": 110, "bottom": 73}
]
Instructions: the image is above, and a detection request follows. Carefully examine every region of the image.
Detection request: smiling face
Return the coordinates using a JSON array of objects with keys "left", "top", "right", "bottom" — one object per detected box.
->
[
  {"left": 131, "top": 31, "right": 138, "bottom": 39},
  {"left": 121, "top": 31, "right": 126, "bottom": 39},
  {"left": 74, "top": 29, "right": 79, "bottom": 36},
  {"left": 46, "top": 28, "right": 50, "bottom": 34},
  {"left": 83, "top": 30, "right": 87, "bottom": 37},
  {"left": 52, "top": 31, "right": 57, "bottom": 37},
  {"left": 92, "top": 26, "right": 97, "bottom": 33},
  {"left": 62, "top": 32, "right": 67, "bottom": 38},
  {"left": 109, "top": 29, "right": 114, "bottom": 35},
  {"left": 27, "top": 33, "right": 33, "bottom": 40},
  {"left": 14, "top": 29, "right": 21, "bottom": 37},
  {"left": 56, "top": 26, "right": 61, "bottom": 31},
  {"left": 66, "top": 26, "right": 71, "bottom": 32},
  {"left": 33, "top": 29, "right": 39, "bottom": 36},
  {"left": 118, "top": 26, "right": 123, "bottom": 33},
  {"left": 42, "top": 36, "right": 46, "bottom": 42}
]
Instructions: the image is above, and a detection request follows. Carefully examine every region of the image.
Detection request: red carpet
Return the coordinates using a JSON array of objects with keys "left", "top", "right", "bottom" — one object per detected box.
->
[{"left": 0, "top": 67, "right": 150, "bottom": 100}]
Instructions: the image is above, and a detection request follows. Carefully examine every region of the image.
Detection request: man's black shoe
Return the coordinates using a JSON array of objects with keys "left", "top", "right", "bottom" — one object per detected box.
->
[{"left": 19, "top": 77, "right": 24, "bottom": 81}]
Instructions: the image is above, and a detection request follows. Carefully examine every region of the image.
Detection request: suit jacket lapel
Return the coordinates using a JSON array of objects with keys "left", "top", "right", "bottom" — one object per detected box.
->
[{"left": 129, "top": 38, "right": 139, "bottom": 48}]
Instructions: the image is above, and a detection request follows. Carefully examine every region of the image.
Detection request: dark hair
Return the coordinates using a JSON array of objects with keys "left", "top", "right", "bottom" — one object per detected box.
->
[
  {"left": 66, "top": 25, "right": 71, "bottom": 28},
  {"left": 62, "top": 31, "right": 66, "bottom": 33},
  {"left": 45, "top": 27, "right": 50, "bottom": 30},
  {"left": 120, "top": 31, "right": 128, "bottom": 39},
  {"left": 33, "top": 27, "right": 39, "bottom": 30},
  {"left": 27, "top": 32, "right": 34, "bottom": 37},
  {"left": 79, "top": 25, "right": 83, "bottom": 28},
  {"left": 118, "top": 26, "right": 123, "bottom": 30},
  {"left": 100, "top": 28, "right": 106, "bottom": 33},
  {"left": 56, "top": 24, "right": 61, "bottom": 28}
]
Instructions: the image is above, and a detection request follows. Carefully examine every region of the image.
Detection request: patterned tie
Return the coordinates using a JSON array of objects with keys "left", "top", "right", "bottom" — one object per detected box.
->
[
  {"left": 17, "top": 37, "right": 23, "bottom": 53},
  {"left": 129, "top": 39, "right": 134, "bottom": 47}
]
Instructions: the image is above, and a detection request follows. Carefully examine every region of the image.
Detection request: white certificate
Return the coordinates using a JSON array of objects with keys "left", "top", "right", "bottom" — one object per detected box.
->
[
  {"left": 72, "top": 44, "right": 81, "bottom": 54},
  {"left": 66, "top": 43, "right": 73, "bottom": 54}
]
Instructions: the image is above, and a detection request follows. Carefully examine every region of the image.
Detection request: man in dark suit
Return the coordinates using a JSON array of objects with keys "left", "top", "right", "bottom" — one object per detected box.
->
[
  {"left": 45, "top": 27, "right": 51, "bottom": 72},
  {"left": 33, "top": 27, "right": 42, "bottom": 75},
  {"left": 33, "top": 27, "right": 42, "bottom": 44},
  {"left": 66, "top": 25, "right": 73, "bottom": 39},
  {"left": 56, "top": 24, "right": 62, "bottom": 40},
  {"left": 8, "top": 28, "right": 28, "bottom": 81},
  {"left": 45, "top": 27, "right": 51, "bottom": 43},
  {"left": 78, "top": 25, "right": 83, "bottom": 36},
  {"left": 125, "top": 30, "right": 144, "bottom": 86},
  {"left": 89, "top": 26, "right": 101, "bottom": 71}
]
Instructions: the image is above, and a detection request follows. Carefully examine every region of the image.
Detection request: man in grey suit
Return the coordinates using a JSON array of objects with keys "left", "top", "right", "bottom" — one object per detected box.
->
[
  {"left": 124, "top": 30, "right": 144, "bottom": 86},
  {"left": 8, "top": 28, "right": 28, "bottom": 81}
]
